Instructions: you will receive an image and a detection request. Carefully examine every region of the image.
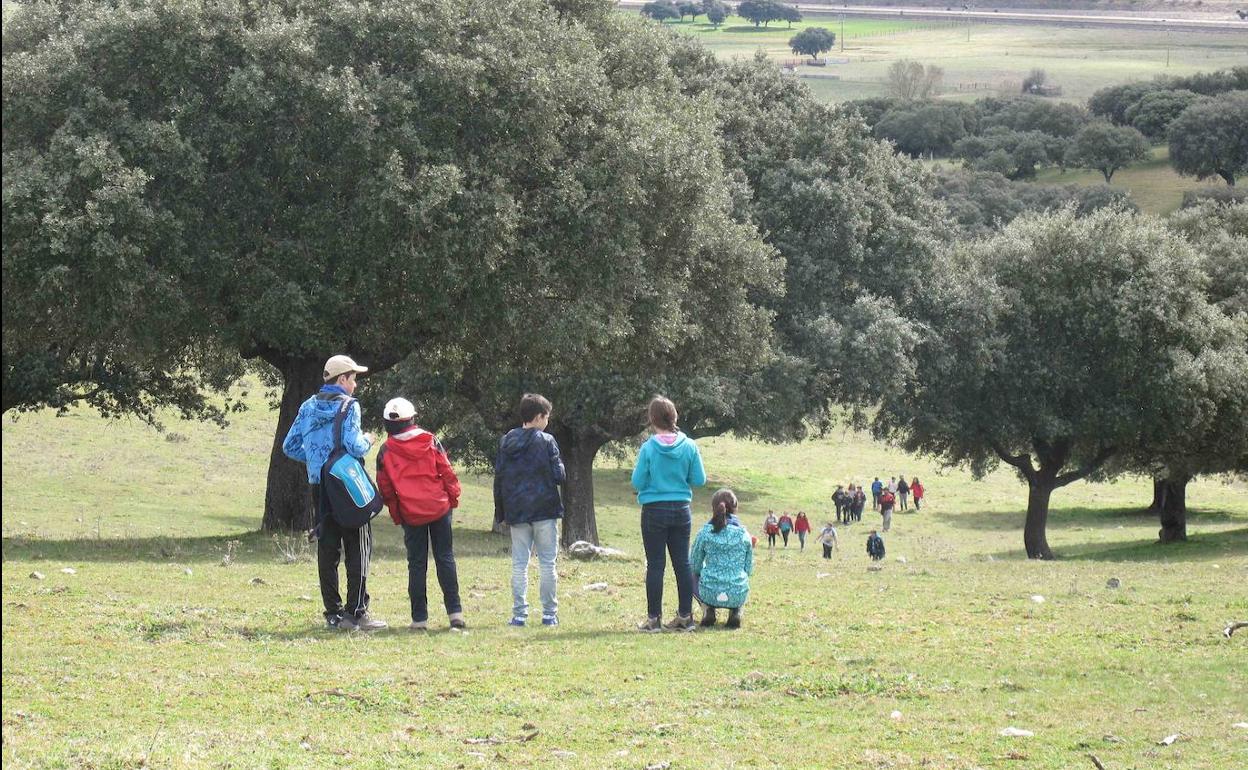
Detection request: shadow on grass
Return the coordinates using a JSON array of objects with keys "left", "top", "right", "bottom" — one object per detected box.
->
[
  {"left": 937, "top": 506, "right": 1244, "bottom": 532},
  {"left": 1056, "top": 527, "right": 1248, "bottom": 563},
  {"left": 253, "top": 625, "right": 643, "bottom": 643},
  {"left": 2, "top": 526, "right": 512, "bottom": 564},
  {"left": 986, "top": 527, "right": 1248, "bottom": 563}
]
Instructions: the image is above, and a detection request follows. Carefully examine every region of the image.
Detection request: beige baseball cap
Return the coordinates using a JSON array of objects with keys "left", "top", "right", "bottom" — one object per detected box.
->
[{"left": 323, "top": 354, "right": 368, "bottom": 381}]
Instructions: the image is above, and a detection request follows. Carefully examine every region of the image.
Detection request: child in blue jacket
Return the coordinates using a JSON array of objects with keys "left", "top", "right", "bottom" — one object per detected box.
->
[
  {"left": 631, "top": 396, "right": 706, "bottom": 632},
  {"left": 690, "top": 489, "right": 753, "bottom": 629}
]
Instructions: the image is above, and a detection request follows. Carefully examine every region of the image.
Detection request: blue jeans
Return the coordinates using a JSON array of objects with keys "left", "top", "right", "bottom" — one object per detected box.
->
[
  {"left": 641, "top": 501, "right": 693, "bottom": 619},
  {"left": 510, "top": 519, "right": 559, "bottom": 619},
  {"left": 402, "top": 513, "right": 461, "bottom": 623}
]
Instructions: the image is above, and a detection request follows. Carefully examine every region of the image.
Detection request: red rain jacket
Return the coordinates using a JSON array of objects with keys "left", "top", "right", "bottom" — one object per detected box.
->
[{"left": 376, "top": 427, "right": 461, "bottom": 526}]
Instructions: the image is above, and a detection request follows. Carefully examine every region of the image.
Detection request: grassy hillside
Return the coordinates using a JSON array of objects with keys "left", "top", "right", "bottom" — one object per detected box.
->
[
  {"left": 658, "top": 14, "right": 1248, "bottom": 105},
  {"left": 1032, "top": 144, "right": 1225, "bottom": 213},
  {"left": 4, "top": 392, "right": 1246, "bottom": 769}
]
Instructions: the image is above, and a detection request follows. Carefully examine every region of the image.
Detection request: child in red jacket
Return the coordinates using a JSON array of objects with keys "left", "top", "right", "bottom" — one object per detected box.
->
[{"left": 376, "top": 397, "right": 465, "bottom": 631}]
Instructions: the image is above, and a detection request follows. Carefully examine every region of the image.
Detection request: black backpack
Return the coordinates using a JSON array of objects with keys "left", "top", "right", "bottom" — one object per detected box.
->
[{"left": 320, "top": 398, "right": 384, "bottom": 528}]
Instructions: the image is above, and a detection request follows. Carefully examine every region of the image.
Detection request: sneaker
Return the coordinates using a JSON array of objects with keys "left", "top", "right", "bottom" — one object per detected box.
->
[
  {"left": 325, "top": 612, "right": 344, "bottom": 630},
  {"left": 637, "top": 616, "right": 662, "bottom": 633},
  {"left": 508, "top": 617, "right": 526, "bottom": 627},
  {"left": 664, "top": 614, "right": 696, "bottom": 632},
  {"left": 541, "top": 615, "right": 558, "bottom": 627},
  {"left": 726, "top": 608, "right": 742, "bottom": 630},
  {"left": 449, "top": 612, "right": 467, "bottom": 630},
  {"left": 699, "top": 607, "right": 717, "bottom": 627},
  {"left": 408, "top": 620, "right": 428, "bottom": 631},
  {"left": 341, "top": 613, "right": 388, "bottom": 632}
]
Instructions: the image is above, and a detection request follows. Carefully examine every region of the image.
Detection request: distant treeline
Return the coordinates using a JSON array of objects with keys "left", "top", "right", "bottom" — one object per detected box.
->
[{"left": 847, "top": 66, "right": 1248, "bottom": 195}]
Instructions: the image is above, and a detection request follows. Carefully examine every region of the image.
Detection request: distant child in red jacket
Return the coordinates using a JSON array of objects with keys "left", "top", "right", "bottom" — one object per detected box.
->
[
  {"left": 376, "top": 397, "right": 465, "bottom": 631},
  {"left": 794, "top": 512, "right": 812, "bottom": 550},
  {"left": 910, "top": 477, "right": 925, "bottom": 511}
]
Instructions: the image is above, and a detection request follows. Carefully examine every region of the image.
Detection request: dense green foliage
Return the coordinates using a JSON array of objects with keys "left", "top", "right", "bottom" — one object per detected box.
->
[
  {"left": 380, "top": 47, "right": 946, "bottom": 543},
  {"left": 788, "top": 27, "right": 835, "bottom": 61},
  {"left": 1065, "top": 122, "right": 1150, "bottom": 183},
  {"left": 704, "top": 0, "right": 727, "bottom": 26},
  {"left": 4, "top": 0, "right": 784, "bottom": 533},
  {"left": 1168, "top": 91, "right": 1248, "bottom": 186},
  {"left": 736, "top": 0, "right": 800, "bottom": 28},
  {"left": 1116, "top": 203, "right": 1248, "bottom": 540},
  {"left": 932, "top": 169, "right": 1135, "bottom": 237},
  {"left": 641, "top": 0, "right": 678, "bottom": 21},
  {"left": 875, "top": 207, "right": 1244, "bottom": 558},
  {"left": 853, "top": 96, "right": 1087, "bottom": 173},
  {"left": 2, "top": 1, "right": 246, "bottom": 423},
  {"left": 1126, "top": 89, "right": 1200, "bottom": 140}
]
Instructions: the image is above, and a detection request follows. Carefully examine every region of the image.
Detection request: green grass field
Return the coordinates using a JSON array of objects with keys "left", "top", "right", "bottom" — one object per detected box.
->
[
  {"left": 4, "top": 391, "right": 1247, "bottom": 768},
  {"left": 1033, "top": 145, "right": 1225, "bottom": 213},
  {"left": 652, "top": 13, "right": 1248, "bottom": 106}
]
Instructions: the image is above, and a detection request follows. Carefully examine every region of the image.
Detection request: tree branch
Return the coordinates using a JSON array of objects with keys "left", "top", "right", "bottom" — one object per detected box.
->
[
  {"left": 1054, "top": 445, "right": 1117, "bottom": 488},
  {"left": 990, "top": 439, "right": 1036, "bottom": 480}
]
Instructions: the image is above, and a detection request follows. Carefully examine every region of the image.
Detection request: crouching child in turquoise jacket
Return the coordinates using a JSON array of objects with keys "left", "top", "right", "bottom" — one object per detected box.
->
[{"left": 689, "top": 488, "right": 753, "bottom": 629}]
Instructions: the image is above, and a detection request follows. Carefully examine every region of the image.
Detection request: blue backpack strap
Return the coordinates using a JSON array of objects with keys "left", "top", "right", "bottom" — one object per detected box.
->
[{"left": 332, "top": 397, "right": 354, "bottom": 451}]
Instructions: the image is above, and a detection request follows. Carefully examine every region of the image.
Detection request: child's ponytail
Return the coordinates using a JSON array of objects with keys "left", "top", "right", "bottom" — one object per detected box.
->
[{"left": 710, "top": 488, "right": 738, "bottom": 533}]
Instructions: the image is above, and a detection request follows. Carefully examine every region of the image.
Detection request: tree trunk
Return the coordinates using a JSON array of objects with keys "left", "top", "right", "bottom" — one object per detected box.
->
[
  {"left": 1146, "top": 476, "right": 1166, "bottom": 514},
  {"left": 1023, "top": 481, "right": 1056, "bottom": 560},
  {"left": 261, "top": 357, "right": 325, "bottom": 532},
  {"left": 555, "top": 432, "right": 605, "bottom": 548},
  {"left": 1157, "top": 473, "right": 1190, "bottom": 543}
]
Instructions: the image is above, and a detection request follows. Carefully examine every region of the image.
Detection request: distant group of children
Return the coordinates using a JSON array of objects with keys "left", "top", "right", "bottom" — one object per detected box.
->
[
  {"left": 831, "top": 476, "right": 925, "bottom": 533},
  {"left": 761, "top": 511, "right": 812, "bottom": 549},
  {"left": 283, "top": 355, "right": 907, "bottom": 634}
]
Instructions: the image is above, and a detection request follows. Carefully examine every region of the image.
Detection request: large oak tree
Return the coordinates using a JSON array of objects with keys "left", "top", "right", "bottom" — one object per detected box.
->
[
  {"left": 875, "top": 206, "right": 1240, "bottom": 559},
  {"left": 9, "top": 0, "right": 768, "bottom": 531},
  {"left": 381, "top": 47, "right": 947, "bottom": 545}
]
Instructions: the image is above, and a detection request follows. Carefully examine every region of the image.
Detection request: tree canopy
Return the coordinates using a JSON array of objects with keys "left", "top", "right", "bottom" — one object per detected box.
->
[
  {"left": 789, "top": 27, "right": 835, "bottom": 61},
  {"left": 704, "top": 0, "right": 728, "bottom": 26},
  {"left": 1126, "top": 89, "right": 1200, "bottom": 141},
  {"left": 1117, "top": 202, "right": 1248, "bottom": 541},
  {"left": 2, "top": 1, "right": 246, "bottom": 425},
  {"left": 381, "top": 47, "right": 948, "bottom": 544},
  {"left": 1168, "top": 92, "right": 1248, "bottom": 187},
  {"left": 641, "top": 0, "right": 679, "bottom": 21},
  {"left": 875, "top": 206, "right": 1239, "bottom": 559},
  {"left": 1065, "top": 122, "right": 1150, "bottom": 183},
  {"left": 737, "top": 0, "right": 797, "bottom": 28},
  {"left": 8, "top": 0, "right": 778, "bottom": 532}
]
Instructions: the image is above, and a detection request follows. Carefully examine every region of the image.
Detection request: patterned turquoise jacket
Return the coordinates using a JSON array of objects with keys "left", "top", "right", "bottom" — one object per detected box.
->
[{"left": 690, "top": 520, "right": 753, "bottom": 609}]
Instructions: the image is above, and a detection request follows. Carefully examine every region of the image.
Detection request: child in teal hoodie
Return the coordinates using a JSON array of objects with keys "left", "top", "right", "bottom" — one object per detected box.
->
[
  {"left": 632, "top": 396, "right": 707, "bottom": 632},
  {"left": 690, "top": 489, "right": 753, "bottom": 629}
]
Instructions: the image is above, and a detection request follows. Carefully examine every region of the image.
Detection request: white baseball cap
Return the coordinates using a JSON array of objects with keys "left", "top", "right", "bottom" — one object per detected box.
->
[
  {"left": 323, "top": 354, "right": 368, "bottom": 381},
  {"left": 384, "top": 397, "right": 416, "bottom": 421}
]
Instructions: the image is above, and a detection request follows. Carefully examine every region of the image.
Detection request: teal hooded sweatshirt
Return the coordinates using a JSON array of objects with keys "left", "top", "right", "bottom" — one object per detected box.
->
[{"left": 631, "top": 432, "right": 707, "bottom": 505}]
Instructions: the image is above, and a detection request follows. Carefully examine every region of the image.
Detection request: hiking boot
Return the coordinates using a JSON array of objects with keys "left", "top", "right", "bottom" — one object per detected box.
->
[
  {"left": 726, "top": 608, "right": 742, "bottom": 630},
  {"left": 700, "top": 607, "right": 717, "bottom": 627},
  {"left": 408, "top": 620, "right": 428, "bottom": 631},
  {"left": 341, "top": 613, "right": 388, "bottom": 632},
  {"left": 664, "top": 614, "right": 696, "bottom": 632},
  {"left": 637, "top": 616, "right": 662, "bottom": 633},
  {"left": 325, "top": 612, "right": 344, "bottom": 630},
  {"left": 541, "top": 615, "right": 559, "bottom": 627},
  {"left": 508, "top": 617, "right": 526, "bottom": 627},
  {"left": 449, "top": 612, "right": 467, "bottom": 630}
]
